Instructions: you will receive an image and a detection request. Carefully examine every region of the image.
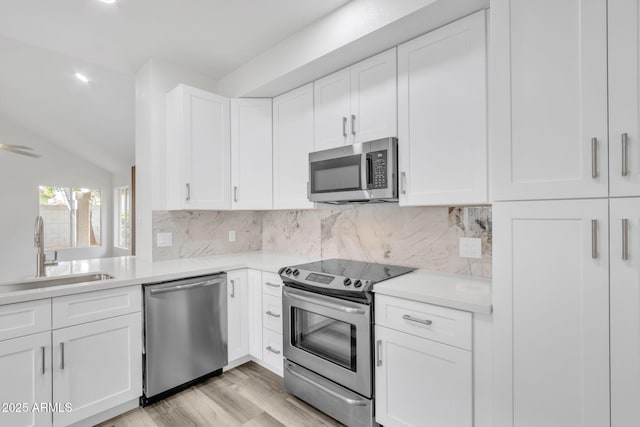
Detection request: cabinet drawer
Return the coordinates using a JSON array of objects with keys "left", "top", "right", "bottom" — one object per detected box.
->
[
  {"left": 375, "top": 294, "right": 472, "bottom": 350},
  {"left": 263, "top": 294, "right": 282, "bottom": 334},
  {"left": 0, "top": 299, "right": 51, "bottom": 342},
  {"left": 53, "top": 286, "right": 141, "bottom": 329},
  {"left": 263, "top": 328, "right": 283, "bottom": 375},
  {"left": 262, "top": 272, "right": 283, "bottom": 297}
]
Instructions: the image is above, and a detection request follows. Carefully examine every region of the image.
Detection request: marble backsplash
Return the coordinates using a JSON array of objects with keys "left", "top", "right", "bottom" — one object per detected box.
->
[{"left": 153, "top": 204, "right": 492, "bottom": 278}]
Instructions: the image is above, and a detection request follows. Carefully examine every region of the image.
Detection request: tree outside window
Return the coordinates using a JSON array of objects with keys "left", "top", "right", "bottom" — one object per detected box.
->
[{"left": 38, "top": 186, "right": 101, "bottom": 249}]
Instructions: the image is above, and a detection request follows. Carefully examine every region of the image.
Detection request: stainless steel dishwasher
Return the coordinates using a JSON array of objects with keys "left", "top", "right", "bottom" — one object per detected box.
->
[{"left": 142, "top": 273, "right": 227, "bottom": 405}]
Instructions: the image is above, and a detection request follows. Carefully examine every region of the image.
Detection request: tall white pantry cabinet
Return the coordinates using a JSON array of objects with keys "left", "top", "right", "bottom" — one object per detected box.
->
[{"left": 491, "top": 0, "right": 640, "bottom": 426}]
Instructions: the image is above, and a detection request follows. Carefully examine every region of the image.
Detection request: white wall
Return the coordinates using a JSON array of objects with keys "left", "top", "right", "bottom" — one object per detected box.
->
[
  {"left": 0, "top": 117, "right": 113, "bottom": 281},
  {"left": 134, "top": 59, "right": 217, "bottom": 261}
]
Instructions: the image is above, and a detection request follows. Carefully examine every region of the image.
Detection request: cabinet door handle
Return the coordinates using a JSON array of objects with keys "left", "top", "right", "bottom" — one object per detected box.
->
[
  {"left": 60, "top": 342, "right": 65, "bottom": 370},
  {"left": 186, "top": 183, "right": 191, "bottom": 201},
  {"left": 266, "top": 346, "right": 281, "bottom": 355},
  {"left": 342, "top": 116, "right": 347, "bottom": 138},
  {"left": 402, "top": 314, "right": 433, "bottom": 326},
  {"left": 623, "top": 218, "right": 629, "bottom": 260},
  {"left": 230, "top": 279, "right": 235, "bottom": 298},
  {"left": 401, "top": 172, "right": 407, "bottom": 195},
  {"left": 265, "top": 282, "right": 280, "bottom": 288},
  {"left": 376, "top": 340, "right": 382, "bottom": 367},
  {"left": 266, "top": 310, "right": 281, "bottom": 318},
  {"left": 622, "top": 133, "right": 629, "bottom": 176},
  {"left": 234, "top": 186, "right": 238, "bottom": 202},
  {"left": 591, "top": 137, "right": 598, "bottom": 178},
  {"left": 592, "top": 219, "right": 598, "bottom": 259},
  {"left": 41, "top": 346, "right": 45, "bottom": 375},
  {"left": 351, "top": 114, "right": 356, "bottom": 136}
]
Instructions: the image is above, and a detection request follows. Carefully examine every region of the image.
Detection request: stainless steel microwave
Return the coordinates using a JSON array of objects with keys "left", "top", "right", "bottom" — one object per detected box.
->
[{"left": 308, "top": 137, "right": 398, "bottom": 203}]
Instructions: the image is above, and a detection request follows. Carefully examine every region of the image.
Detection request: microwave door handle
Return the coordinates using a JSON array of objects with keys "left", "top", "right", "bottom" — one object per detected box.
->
[{"left": 366, "top": 155, "right": 373, "bottom": 189}]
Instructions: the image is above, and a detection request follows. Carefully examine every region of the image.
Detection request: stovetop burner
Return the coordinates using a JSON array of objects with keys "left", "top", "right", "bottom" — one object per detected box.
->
[{"left": 279, "top": 258, "right": 415, "bottom": 303}]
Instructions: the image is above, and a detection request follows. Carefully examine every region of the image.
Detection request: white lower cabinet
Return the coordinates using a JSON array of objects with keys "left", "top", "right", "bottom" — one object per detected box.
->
[
  {"left": 262, "top": 328, "right": 283, "bottom": 376},
  {"left": 247, "top": 270, "right": 263, "bottom": 360},
  {"left": 610, "top": 197, "right": 640, "bottom": 425},
  {"left": 493, "top": 199, "right": 610, "bottom": 427},
  {"left": 260, "top": 272, "right": 283, "bottom": 376},
  {"left": 52, "top": 313, "right": 142, "bottom": 427},
  {"left": 375, "top": 326, "right": 472, "bottom": 427},
  {"left": 0, "top": 285, "right": 142, "bottom": 427},
  {"left": 227, "top": 270, "right": 249, "bottom": 363},
  {"left": 0, "top": 332, "right": 52, "bottom": 427},
  {"left": 375, "top": 295, "right": 473, "bottom": 427},
  {"left": 225, "top": 269, "right": 284, "bottom": 376}
]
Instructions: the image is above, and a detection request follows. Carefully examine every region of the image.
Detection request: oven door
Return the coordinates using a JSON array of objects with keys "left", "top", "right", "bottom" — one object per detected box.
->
[
  {"left": 308, "top": 143, "right": 370, "bottom": 202},
  {"left": 283, "top": 286, "right": 372, "bottom": 397}
]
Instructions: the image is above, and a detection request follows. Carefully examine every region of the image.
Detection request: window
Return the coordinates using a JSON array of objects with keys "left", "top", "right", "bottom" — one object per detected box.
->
[
  {"left": 115, "top": 186, "right": 131, "bottom": 250},
  {"left": 38, "top": 186, "right": 102, "bottom": 249}
]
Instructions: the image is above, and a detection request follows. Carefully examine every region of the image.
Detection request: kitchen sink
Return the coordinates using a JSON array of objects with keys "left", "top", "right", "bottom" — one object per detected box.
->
[{"left": 0, "top": 273, "right": 114, "bottom": 293}]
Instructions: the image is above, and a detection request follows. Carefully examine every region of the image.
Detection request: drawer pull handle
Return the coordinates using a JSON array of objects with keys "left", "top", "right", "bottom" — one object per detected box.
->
[
  {"left": 266, "top": 346, "right": 281, "bottom": 355},
  {"left": 266, "top": 310, "right": 281, "bottom": 318},
  {"left": 265, "top": 282, "right": 280, "bottom": 288},
  {"left": 402, "top": 314, "right": 432, "bottom": 326}
]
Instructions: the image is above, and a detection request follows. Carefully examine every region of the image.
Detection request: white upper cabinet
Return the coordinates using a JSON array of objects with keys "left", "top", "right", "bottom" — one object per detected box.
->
[
  {"left": 166, "top": 84, "right": 231, "bottom": 210},
  {"left": 231, "top": 99, "right": 273, "bottom": 210},
  {"left": 314, "top": 48, "right": 397, "bottom": 151},
  {"left": 314, "top": 68, "right": 351, "bottom": 151},
  {"left": 490, "top": 0, "right": 608, "bottom": 201},
  {"left": 493, "top": 199, "right": 610, "bottom": 427},
  {"left": 609, "top": 0, "right": 640, "bottom": 197},
  {"left": 273, "top": 83, "right": 315, "bottom": 210},
  {"left": 610, "top": 197, "right": 640, "bottom": 426},
  {"left": 398, "top": 10, "right": 487, "bottom": 206},
  {"left": 350, "top": 48, "right": 397, "bottom": 144}
]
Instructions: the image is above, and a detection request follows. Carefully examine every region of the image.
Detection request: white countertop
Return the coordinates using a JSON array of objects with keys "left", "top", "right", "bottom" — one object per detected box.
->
[
  {"left": 0, "top": 252, "right": 315, "bottom": 305},
  {"left": 373, "top": 269, "right": 492, "bottom": 314},
  {"left": 0, "top": 253, "right": 492, "bottom": 313}
]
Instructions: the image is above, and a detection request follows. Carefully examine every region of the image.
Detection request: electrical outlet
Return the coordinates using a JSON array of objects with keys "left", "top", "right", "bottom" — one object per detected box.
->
[
  {"left": 459, "top": 237, "right": 482, "bottom": 259},
  {"left": 229, "top": 230, "right": 236, "bottom": 242},
  {"left": 157, "top": 232, "right": 172, "bottom": 247}
]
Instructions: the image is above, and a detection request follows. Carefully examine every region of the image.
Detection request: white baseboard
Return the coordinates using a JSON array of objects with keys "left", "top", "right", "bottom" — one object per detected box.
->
[{"left": 67, "top": 398, "right": 139, "bottom": 427}]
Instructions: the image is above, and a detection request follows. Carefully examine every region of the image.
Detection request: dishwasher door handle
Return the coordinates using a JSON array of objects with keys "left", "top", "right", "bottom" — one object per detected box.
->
[{"left": 149, "top": 278, "right": 224, "bottom": 295}]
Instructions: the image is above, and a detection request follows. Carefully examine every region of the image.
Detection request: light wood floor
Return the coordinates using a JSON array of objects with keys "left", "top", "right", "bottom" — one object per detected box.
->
[{"left": 96, "top": 362, "right": 344, "bottom": 427}]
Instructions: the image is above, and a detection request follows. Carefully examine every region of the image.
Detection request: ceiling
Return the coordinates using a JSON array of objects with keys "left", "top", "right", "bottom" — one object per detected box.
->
[{"left": 0, "top": 0, "right": 351, "bottom": 172}]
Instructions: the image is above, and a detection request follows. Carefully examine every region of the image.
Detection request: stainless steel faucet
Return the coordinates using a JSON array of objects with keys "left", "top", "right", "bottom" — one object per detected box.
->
[{"left": 34, "top": 215, "right": 45, "bottom": 277}]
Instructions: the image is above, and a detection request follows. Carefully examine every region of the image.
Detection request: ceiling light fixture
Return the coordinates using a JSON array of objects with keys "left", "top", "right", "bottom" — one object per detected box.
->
[
  {"left": 75, "top": 73, "right": 89, "bottom": 83},
  {"left": 99, "top": 0, "right": 117, "bottom": 4}
]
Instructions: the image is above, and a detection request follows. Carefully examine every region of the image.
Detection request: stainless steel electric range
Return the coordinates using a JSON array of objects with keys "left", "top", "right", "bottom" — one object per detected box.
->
[{"left": 279, "top": 259, "right": 414, "bottom": 427}]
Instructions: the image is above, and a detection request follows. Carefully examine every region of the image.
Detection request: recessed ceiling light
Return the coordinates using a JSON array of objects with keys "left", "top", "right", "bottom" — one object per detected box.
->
[
  {"left": 75, "top": 73, "right": 89, "bottom": 83},
  {"left": 99, "top": 0, "right": 116, "bottom": 4}
]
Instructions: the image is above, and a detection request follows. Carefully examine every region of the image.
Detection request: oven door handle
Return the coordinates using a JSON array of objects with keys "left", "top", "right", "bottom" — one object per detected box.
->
[
  {"left": 285, "top": 363, "right": 368, "bottom": 406},
  {"left": 283, "top": 290, "right": 366, "bottom": 314}
]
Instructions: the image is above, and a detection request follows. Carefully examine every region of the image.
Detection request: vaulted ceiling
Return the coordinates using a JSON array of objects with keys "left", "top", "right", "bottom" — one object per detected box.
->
[{"left": 0, "top": 0, "right": 351, "bottom": 172}]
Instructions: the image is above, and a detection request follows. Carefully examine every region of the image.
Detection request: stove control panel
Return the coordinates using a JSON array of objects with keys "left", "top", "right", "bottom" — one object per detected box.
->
[{"left": 279, "top": 266, "right": 372, "bottom": 293}]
